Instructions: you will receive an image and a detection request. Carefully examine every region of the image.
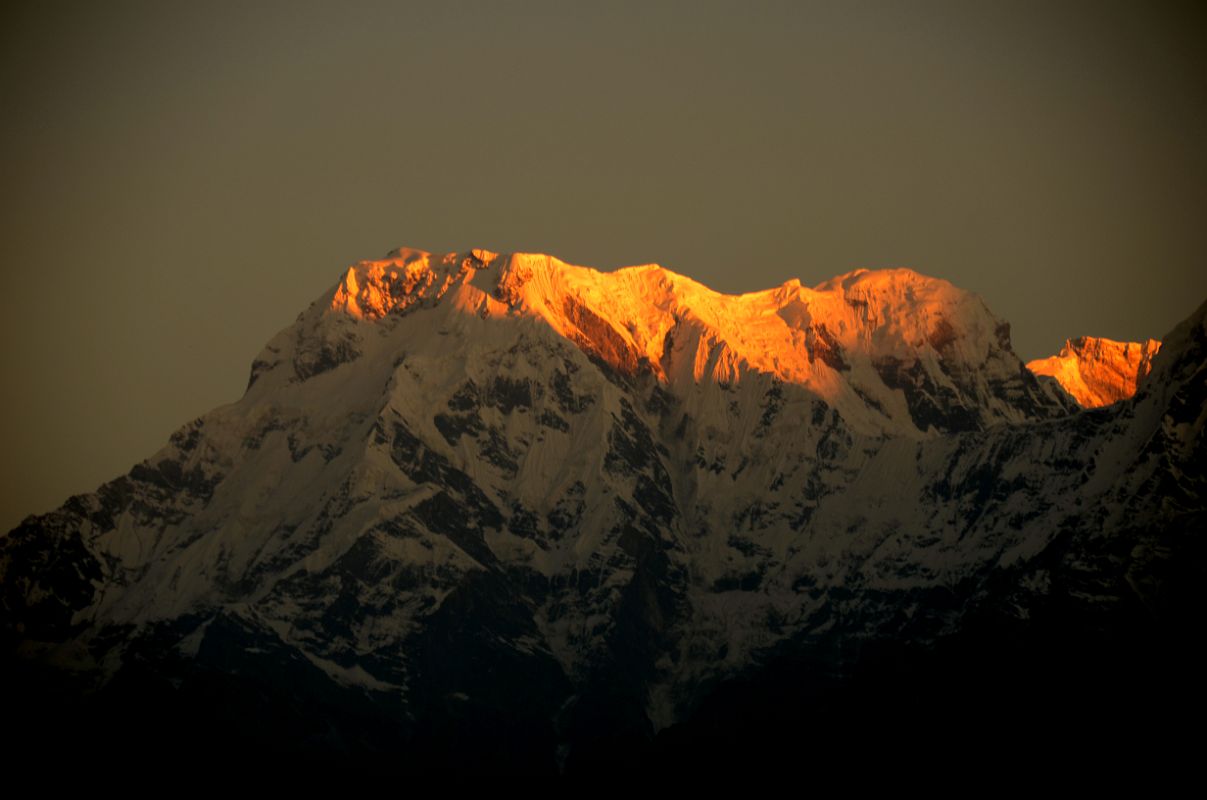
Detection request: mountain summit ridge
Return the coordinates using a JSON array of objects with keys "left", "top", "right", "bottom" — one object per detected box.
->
[{"left": 293, "top": 247, "right": 1069, "bottom": 437}]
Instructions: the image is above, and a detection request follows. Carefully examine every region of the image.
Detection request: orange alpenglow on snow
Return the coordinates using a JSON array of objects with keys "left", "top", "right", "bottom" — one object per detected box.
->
[
  {"left": 1027, "top": 337, "right": 1162, "bottom": 408},
  {"left": 325, "top": 248, "right": 1006, "bottom": 388},
  {"left": 315, "top": 247, "right": 1065, "bottom": 436}
]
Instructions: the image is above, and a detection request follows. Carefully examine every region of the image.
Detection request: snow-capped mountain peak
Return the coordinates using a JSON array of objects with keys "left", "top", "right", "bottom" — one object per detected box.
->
[{"left": 4, "top": 247, "right": 1200, "bottom": 774}]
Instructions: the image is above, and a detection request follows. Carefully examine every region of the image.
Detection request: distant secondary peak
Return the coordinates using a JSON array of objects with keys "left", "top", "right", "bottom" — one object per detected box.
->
[{"left": 1027, "top": 336, "right": 1161, "bottom": 408}]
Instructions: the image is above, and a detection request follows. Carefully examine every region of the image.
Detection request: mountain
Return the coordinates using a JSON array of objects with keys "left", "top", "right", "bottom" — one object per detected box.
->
[
  {"left": 3, "top": 248, "right": 1203, "bottom": 776},
  {"left": 1028, "top": 336, "right": 1162, "bottom": 407}
]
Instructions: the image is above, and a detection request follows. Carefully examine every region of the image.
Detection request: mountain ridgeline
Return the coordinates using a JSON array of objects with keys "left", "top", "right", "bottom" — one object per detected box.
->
[{"left": 3, "top": 248, "right": 1203, "bottom": 775}]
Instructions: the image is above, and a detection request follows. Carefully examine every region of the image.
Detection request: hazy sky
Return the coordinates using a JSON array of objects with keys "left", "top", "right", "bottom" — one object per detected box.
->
[{"left": 2, "top": 0, "right": 1205, "bottom": 531}]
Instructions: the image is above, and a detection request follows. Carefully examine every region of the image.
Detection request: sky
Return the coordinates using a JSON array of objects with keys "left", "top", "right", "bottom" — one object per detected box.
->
[{"left": 2, "top": 0, "right": 1205, "bottom": 532}]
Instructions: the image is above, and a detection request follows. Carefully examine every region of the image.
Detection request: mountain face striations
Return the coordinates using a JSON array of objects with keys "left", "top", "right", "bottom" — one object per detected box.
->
[{"left": 3, "top": 248, "right": 1203, "bottom": 775}]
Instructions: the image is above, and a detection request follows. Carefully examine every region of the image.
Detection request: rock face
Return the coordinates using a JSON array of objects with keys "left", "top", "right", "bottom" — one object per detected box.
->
[
  {"left": 2, "top": 248, "right": 1203, "bottom": 775},
  {"left": 1028, "top": 336, "right": 1162, "bottom": 408}
]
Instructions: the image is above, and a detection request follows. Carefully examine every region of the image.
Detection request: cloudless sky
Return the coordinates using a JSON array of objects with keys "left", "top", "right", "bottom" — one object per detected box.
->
[{"left": 2, "top": 0, "right": 1205, "bottom": 531}]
